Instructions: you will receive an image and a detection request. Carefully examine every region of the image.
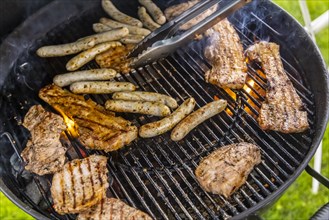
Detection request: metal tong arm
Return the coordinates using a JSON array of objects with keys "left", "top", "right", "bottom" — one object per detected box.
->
[{"left": 130, "top": 0, "right": 250, "bottom": 67}]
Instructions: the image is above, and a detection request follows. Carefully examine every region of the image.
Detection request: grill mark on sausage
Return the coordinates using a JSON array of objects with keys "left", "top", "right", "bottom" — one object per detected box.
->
[{"left": 109, "top": 199, "right": 113, "bottom": 220}]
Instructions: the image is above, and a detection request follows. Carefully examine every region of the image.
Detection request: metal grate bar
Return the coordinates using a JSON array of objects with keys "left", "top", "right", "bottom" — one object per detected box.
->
[{"left": 123, "top": 72, "right": 229, "bottom": 219}]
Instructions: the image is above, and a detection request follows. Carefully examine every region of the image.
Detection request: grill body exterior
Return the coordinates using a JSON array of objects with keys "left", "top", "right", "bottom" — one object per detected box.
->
[{"left": 0, "top": 0, "right": 328, "bottom": 219}]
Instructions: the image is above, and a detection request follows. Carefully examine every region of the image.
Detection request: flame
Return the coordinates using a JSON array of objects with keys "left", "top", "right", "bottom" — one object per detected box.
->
[{"left": 53, "top": 105, "right": 79, "bottom": 138}]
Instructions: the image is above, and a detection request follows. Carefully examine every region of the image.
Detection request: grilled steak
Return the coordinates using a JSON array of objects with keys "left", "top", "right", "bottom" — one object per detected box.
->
[
  {"left": 51, "top": 155, "right": 109, "bottom": 214},
  {"left": 39, "top": 85, "right": 138, "bottom": 152},
  {"left": 164, "top": 0, "right": 218, "bottom": 30},
  {"left": 195, "top": 142, "right": 261, "bottom": 198},
  {"left": 204, "top": 19, "right": 247, "bottom": 89},
  {"left": 21, "top": 105, "right": 67, "bottom": 175},
  {"left": 245, "top": 41, "right": 309, "bottom": 133},
  {"left": 95, "top": 44, "right": 135, "bottom": 74},
  {"left": 77, "top": 198, "right": 152, "bottom": 220}
]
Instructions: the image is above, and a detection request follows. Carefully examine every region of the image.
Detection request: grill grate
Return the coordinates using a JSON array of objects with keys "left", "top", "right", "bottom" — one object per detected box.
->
[{"left": 0, "top": 1, "right": 316, "bottom": 220}]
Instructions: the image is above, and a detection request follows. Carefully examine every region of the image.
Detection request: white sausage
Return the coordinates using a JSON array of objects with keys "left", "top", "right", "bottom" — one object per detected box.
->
[
  {"left": 120, "top": 35, "right": 144, "bottom": 44},
  {"left": 53, "top": 69, "right": 118, "bottom": 87},
  {"left": 92, "top": 23, "right": 113, "bottom": 33},
  {"left": 36, "top": 38, "right": 96, "bottom": 57},
  {"left": 171, "top": 99, "right": 227, "bottom": 141},
  {"left": 70, "top": 81, "right": 136, "bottom": 94},
  {"left": 66, "top": 41, "right": 121, "bottom": 71},
  {"left": 112, "top": 91, "right": 178, "bottom": 109},
  {"left": 105, "top": 100, "right": 171, "bottom": 117},
  {"left": 138, "top": 0, "right": 166, "bottom": 24},
  {"left": 138, "top": 7, "right": 161, "bottom": 31},
  {"left": 139, "top": 98, "right": 195, "bottom": 138},
  {"left": 79, "top": 27, "right": 129, "bottom": 45},
  {"left": 99, "top": 17, "right": 151, "bottom": 36},
  {"left": 101, "top": 0, "right": 143, "bottom": 27}
]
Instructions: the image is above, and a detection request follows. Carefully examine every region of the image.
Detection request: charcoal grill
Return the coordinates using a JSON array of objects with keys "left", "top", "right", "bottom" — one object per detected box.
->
[{"left": 0, "top": 0, "right": 328, "bottom": 219}]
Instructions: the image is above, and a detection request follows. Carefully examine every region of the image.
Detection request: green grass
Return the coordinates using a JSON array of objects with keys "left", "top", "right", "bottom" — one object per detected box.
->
[{"left": 1, "top": 0, "right": 328, "bottom": 219}]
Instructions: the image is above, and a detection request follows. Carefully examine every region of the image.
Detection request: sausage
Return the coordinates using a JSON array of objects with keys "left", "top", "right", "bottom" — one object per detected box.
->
[
  {"left": 79, "top": 27, "right": 129, "bottom": 45},
  {"left": 66, "top": 41, "right": 121, "bottom": 71},
  {"left": 92, "top": 23, "right": 112, "bottom": 33},
  {"left": 70, "top": 81, "right": 136, "bottom": 94},
  {"left": 99, "top": 17, "right": 151, "bottom": 36},
  {"left": 36, "top": 38, "right": 96, "bottom": 57},
  {"left": 101, "top": 0, "right": 143, "bottom": 27},
  {"left": 112, "top": 91, "right": 178, "bottom": 109},
  {"left": 171, "top": 99, "right": 227, "bottom": 141},
  {"left": 138, "top": 0, "right": 166, "bottom": 25},
  {"left": 53, "top": 69, "right": 118, "bottom": 87},
  {"left": 138, "top": 7, "right": 161, "bottom": 31},
  {"left": 105, "top": 100, "right": 171, "bottom": 117},
  {"left": 120, "top": 35, "right": 144, "bottom": 44},
  {"left": 139, "top": 98, "right": 195, "bottom": 138}
]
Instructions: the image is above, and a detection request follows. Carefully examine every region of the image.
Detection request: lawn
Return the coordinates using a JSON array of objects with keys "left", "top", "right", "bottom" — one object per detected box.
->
[{"left": 1, "top": 0, "right": 328, "bottom": 219}]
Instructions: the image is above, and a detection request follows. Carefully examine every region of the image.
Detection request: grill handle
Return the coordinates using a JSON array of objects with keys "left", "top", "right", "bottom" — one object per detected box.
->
[{"left": 305, "top": 165, "right": 329, "bottom": 189}]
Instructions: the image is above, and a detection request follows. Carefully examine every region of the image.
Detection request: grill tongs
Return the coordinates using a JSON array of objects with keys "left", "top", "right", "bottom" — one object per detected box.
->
[{"left": 128, "top": 0, "right": 251, "bottom": 68}]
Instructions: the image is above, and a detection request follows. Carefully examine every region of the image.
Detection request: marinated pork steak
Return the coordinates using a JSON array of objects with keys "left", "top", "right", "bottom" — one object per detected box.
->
[
  {"left": 21, "top": 105, "right": 67, "bottom": 176},
  {"left": 204, "top": 19, "right": 247, "bottom": 89},
  {"left": 51, "top": 155, "right": 108, "bottom": 215},
  {"left": 245, "top": 41, "right": 309, "bottom": 133},
  {"left": 195, "top": 142, "right": 261, "bottom": 198},
  {"left": 77, "top": 198, "right": 152, "bottom": 220},
  {"left": 164, "top": 0, "right": 218, "bottom": 30},
  {"left": 39, "top": 85, "right": 138, "bottom": 152}
]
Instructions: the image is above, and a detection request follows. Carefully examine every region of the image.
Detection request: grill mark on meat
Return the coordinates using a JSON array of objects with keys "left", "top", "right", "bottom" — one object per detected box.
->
[
  {"left": 87, "top": 157, "right": 95, "bottom": 201},
  {"left": 39, "top": 85, "right": 138, "bottom": 152},
  {"left": 204, "top": 19, "right": 247, "bottom": 89},
  {"left": 68, "top": 162, "right": 76, "bottom": 209},
  {"left": 78, "top": 161, "right": 86, "bottom": 206},
  {"left": 246, "top": 41, "right": 309, "bottom": 133},
  {"left": 61, "top": 170, "right": 66, "bottom": 208},
  {"left": 195, "top": 142, "right": 261, "bottom": 198},
  {"left": 109, "top": 200, "right": 113, "bottom": 220}
]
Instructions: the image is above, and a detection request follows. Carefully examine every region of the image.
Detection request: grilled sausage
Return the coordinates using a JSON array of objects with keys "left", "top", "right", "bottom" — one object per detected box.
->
[
  {"left": 53, "top": 69, "right": 118, "bottom": 87},
  {"left": 79, "top": 27, "right": 129, "bottom": 45},
  {"left": 70, "top": 81, "right": 136, "bottom": 94},
  {"left": 138, "top": 7, "right": 161, "bottom": 31},
  {"left": 139, "top": 0, "right": 166, "bottom": 25},
  {"left": 120, "top": 35, "right": 144, "bottom": 44},
  {"left": 92, "top": 23, "right": 112, "bottom": 33},
  {"left": 101, "top": 0, "right": 143, "bottom": 27},
  {"left": 99, "top": 17, "right": 151, "bottom": 36},
  {"left": 66, "top": 41, "right": 121, "bottom": 71},
  {"left": 105, "top": 100, "right": 171, "bottom": 117},
  {"left": 112, "top": 91, "right": 178, "bottom": 109},
  {"left": 36, "top": 38, "right": 96, "bottom": 57},
  {"left": 171, "top": 99, "right": 227, "bottom": 141},
  {"left": 139, "top": 98, "right": 195, "bottom": 138}
]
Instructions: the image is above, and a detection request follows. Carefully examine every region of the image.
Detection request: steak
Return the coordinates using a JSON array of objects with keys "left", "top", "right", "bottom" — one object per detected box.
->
[
  {"left": 51, "top": 155, "right": 109, "bottom": 214},
  {"left": 39, "top": 85, "right": 138, "bottom": 152},
  {"left": 195, "top": 142, "right": 261, "bottom": 198},
  {"left": 245, "top": 41, "right": 309, "bottom": 133},
  {"left": 21, "top": 105, "right": 67, "bottom": 176},
  {"left": 77, "top": 198, "right": 152, "bottom": 220},
  {"left": 204, "top": 19, "right": 247, "bottom": 89}
]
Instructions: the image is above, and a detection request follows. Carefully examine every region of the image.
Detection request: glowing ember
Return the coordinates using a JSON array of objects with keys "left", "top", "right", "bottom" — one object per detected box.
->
[
  {"left": 244, "top": 79, "right": 255, "bottom": 94},
  {"left": 53, "top": 105, "right": 79, "bottom": 138}
]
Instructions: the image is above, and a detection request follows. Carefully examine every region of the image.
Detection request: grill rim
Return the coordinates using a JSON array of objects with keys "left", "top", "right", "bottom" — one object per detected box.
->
[{"left": 0, "top": 0, "right": 328, "bottom": 219}]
